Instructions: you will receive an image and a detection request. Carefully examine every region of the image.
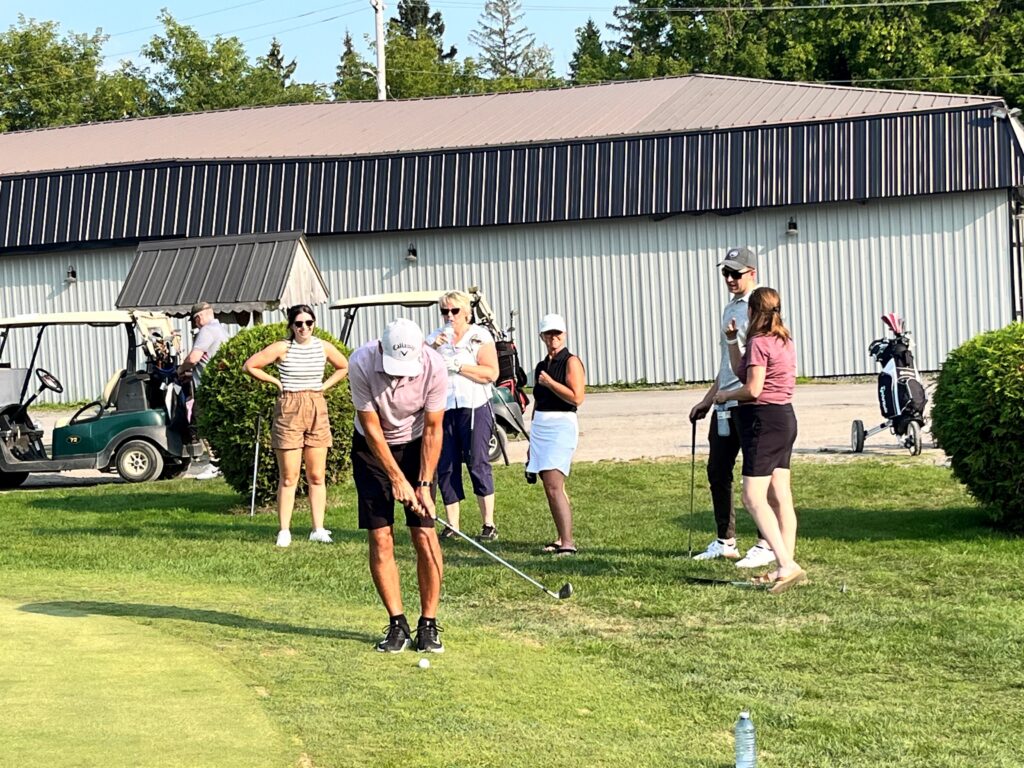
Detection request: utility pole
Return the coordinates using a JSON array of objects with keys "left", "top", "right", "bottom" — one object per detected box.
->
[{"left": 370, "top": 0, "right": 387, "bottom": 101}]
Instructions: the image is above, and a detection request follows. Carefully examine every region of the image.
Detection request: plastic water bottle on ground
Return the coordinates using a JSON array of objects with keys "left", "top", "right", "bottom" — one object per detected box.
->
[
  {"left": 735, "top": 710, "right": 756, "bottom": 768},
  {"left": 716, "top": 404, "right": 731, "bottom": 437}
]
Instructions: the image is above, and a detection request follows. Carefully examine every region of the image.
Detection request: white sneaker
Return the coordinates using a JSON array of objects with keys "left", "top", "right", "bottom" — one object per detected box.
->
[
  {"left": 735, "top": 544, "right": 776, "bottom": 569},
  {"left": 692, "top": 539, "right": 740, "bottom": 561},
  {"left": 308, "top": 528, "right": 333, "bottom": 543},
  {"left": 275, "top": 530, "right": 292, "bottom": 548},
  {"left": 195, "top": 465, "right": 222, "bottom": 480}
]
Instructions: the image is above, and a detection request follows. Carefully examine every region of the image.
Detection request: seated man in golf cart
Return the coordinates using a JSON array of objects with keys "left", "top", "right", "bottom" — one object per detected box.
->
[{"left": 0, "top": 310, "right": 202, "bottom": 488}]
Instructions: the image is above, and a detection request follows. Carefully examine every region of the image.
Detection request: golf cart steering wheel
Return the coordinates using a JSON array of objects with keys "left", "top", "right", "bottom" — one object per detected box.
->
[{"left": 35, "top": 368, "right": 64, "bottom": 394}]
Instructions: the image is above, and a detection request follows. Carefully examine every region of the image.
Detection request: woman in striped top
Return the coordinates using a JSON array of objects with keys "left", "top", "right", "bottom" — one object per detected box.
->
[{"left": 244, "top": 305, "right": 349, "bottom": 548}]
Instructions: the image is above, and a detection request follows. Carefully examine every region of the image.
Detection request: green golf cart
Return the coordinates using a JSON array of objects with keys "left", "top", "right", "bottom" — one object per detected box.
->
[{"left": 0, "top": 311, "right": 204, "bottom": 488}]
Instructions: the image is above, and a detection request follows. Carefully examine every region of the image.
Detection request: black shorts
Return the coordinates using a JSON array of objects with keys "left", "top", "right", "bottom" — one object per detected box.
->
[
  {"left": 738, "top": 403, "right": 798, "bottom": 477},
  {"left": 351, "top": 430, "right": 435, "bottom": 530}
]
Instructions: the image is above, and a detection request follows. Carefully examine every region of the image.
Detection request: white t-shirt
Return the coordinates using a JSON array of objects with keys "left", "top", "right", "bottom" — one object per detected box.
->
[
  {"left": 425, "top": 323, "right": 495, "bottom": 410},
  {"left": 716, "top": 287, "right": 754, "bottom": 409}
]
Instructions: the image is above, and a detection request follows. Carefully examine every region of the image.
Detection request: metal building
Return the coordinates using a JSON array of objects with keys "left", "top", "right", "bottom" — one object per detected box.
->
[{"left": 2, "top": 75, "right": 1023, "bottom": 398}]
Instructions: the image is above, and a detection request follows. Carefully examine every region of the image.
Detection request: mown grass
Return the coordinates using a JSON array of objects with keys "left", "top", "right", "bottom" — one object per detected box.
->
[{"left": 1, "top": 460, "right": 1022, "bottom": 767}]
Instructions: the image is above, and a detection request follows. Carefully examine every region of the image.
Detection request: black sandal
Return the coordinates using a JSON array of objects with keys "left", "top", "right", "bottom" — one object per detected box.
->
[
  {"left": 555, "top": 546, "right": 578, "bottom": 556},
  {"left": 542, "top": 541, "right": 560, "bottom": 553}
]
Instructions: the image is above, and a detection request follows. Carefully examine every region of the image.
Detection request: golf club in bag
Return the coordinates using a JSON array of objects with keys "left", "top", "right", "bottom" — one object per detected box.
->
[
  {"left": 851, "top": 313, "right": 928, "bottom": 456},
  {"left": 435, "top": 517, "right": 573, "bottom": 600}
]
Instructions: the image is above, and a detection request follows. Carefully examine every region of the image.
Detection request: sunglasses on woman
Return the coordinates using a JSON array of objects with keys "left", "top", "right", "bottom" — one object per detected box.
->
[
  {"left": 292, "top": 320, "right": 315, "bottom": 328},
  {"left": 440, "top": 307, "right": 461, "bottom": 316}
]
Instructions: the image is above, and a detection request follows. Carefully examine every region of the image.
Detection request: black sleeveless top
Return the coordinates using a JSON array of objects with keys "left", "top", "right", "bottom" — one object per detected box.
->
[{"left": 533, "top": 348, "right": 581, "bottom": 413}]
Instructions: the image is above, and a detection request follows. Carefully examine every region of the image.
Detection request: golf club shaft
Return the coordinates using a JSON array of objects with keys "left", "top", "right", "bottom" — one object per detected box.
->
[
  {"left": 435, "top": 517, "right": 560, "bottom": 598},
  {"left": 249, "top": 415, "right": 262, "bottom": 518},
  {"left": 687, "top": 418, "right": 697, "bottom": 557}
]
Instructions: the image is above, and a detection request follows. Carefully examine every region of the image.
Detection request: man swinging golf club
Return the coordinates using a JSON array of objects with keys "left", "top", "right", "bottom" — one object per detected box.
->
[{"left": 347, "top": 319, "right": 448, "bottom": 653}]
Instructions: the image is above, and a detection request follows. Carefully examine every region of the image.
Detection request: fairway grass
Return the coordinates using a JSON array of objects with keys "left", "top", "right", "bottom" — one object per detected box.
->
[{"left": 1, "top": 459, "right": 1022, "bottom": 767}]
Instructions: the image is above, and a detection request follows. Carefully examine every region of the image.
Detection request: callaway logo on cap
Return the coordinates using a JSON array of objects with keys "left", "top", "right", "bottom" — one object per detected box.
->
[{"left": 381, "top": 319, "right": 425, "bottom": 376}]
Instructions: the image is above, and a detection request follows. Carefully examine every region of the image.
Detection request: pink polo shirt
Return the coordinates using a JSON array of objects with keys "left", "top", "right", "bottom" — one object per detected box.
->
[
  {"left": 348, "top": 341, "right": 448, "bottom": 444},
  {"left": 736, "top": 334, "right": 797, "bottom": 405}
]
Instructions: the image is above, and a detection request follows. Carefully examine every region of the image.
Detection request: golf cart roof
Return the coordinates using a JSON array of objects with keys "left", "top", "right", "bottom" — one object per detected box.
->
[
  {"left": 0, "top": 310, "right": 171, "bottom": 329},
  {"left": 330, "top": 290, "right": 449, "bottom": 310}
]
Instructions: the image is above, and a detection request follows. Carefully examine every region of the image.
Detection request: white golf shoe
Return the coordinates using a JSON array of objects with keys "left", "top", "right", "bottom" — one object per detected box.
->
[
  {"left": 275, "top": 530, "right": 292, "bottom": 548},
  {"left": 308, "top": 528, "right": 333, "bottom": 543},
  {"left": 735, "top": 544, "right": 776, "bottom": 569},
  {"left": 692, "top": 539, "right": 740, "bottom": 560}
]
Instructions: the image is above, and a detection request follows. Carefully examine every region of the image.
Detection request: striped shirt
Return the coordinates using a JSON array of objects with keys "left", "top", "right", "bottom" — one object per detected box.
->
[{"left": 279, "top": 338, "right": 326, "bottom": 392}]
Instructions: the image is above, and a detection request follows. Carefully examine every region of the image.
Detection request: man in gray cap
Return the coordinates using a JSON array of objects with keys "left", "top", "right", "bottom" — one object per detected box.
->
[
  {"left": 178, "top": 302, "right": 231, "bottom": 479},
  {"left": 688, "top": 247, "right": 775, "bottom": 569}
]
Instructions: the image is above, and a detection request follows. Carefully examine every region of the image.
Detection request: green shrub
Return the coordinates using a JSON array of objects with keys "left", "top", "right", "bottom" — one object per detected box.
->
[
  {"left": 196, "top": 323, "right": 353, "bottom": 505},
  {"left": 931, "top": 322, "right": 1024, "bottom": 527}
]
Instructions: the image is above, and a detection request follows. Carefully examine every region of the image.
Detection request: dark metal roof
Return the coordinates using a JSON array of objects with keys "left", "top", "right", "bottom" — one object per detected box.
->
[
  {"left": 115, "top": 231, "right": 328, "bottom": 316},
  {"left": 0, "top": 76, "right": 1001, "bottom": 176},
  {"left": 3, "top": 90, "right": 1024, "bottom": 252}
]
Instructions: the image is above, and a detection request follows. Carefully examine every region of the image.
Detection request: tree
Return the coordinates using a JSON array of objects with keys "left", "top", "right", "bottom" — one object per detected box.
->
[
  {"left": 390, "top": 0, "right": 457, "bottom": 61},
  {"left": 569, "top": 18, "right": 613, "bottom": 84},
  {"left": 141, "top": 11, "right": 325, "bottom": 113},
  {"left": 0, "top": 16, "right": 153, "bottom": 132},
  {"left": 469, "top": 0, "right": 554, "bottom": 80},
  {"left": 332, "top": 31, "right": 377, "bottom": 101}
]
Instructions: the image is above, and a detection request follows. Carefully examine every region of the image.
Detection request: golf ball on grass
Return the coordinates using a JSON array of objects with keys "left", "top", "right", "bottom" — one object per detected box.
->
[{"left": 418, "top": 658, "right": 430, "bottom": 669}]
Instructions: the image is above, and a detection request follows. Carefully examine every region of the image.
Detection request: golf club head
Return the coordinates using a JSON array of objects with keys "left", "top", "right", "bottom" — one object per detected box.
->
[{"left": 557, "top": 583, "right": 574, "bottom": 600}]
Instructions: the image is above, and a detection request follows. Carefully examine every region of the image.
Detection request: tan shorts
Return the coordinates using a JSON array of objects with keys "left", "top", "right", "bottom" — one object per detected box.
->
[{"left": 272, "top": 391, "right": 333, "bottom": 450}]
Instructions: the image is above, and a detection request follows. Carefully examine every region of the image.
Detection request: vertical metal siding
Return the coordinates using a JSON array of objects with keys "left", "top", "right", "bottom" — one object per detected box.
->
[
  {"left": 0, "top": 190, "right": 1012, "bottom": 397},
  {"left": 3, "top": 107, "right": 1024, "bottom": 252},
  {"left": 309, "top": 190, "right": 1011, "bottom": 385}
]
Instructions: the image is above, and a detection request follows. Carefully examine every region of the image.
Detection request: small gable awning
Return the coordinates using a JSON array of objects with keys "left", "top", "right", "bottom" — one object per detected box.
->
[{"left": 115, "top": 231, "right": 328, "bottom": 317}]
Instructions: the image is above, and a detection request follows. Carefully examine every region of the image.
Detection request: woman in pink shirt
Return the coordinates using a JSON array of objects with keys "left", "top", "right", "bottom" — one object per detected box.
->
[{"left": 714, "top": 287, "right": 805, "bottom": 594}]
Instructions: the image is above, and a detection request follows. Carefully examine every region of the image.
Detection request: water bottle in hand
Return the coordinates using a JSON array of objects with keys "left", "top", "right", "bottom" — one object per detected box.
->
[
  {"left": 440, "top": 321, "right": 454, "bottom": 344},
  {"left": 716, "top": 404, "right": 731, "bottom": 437},
  {"left": 735, "top": 710, "right": 756, "bottom": 768}
]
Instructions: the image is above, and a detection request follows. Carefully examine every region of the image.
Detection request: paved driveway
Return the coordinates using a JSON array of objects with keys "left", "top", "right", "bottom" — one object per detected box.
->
[{"left": 15, "top": 382, "right": 939, "bottom": 489}]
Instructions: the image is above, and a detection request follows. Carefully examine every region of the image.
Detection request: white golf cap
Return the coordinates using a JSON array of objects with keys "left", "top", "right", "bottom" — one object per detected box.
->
[
  {"left": 538, "top": 313, "right": 567, "bottom": 334},
  {"left": 381, "top": 318, "right": 424, "bottom": 377}
]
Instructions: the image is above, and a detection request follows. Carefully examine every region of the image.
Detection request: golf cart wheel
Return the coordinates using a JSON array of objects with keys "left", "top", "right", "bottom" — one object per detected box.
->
[
  {"left": 159, "top": 459, "right": 191, "bottom": 480},
  {"left": 488, "top": 425, "right": 508, "bottom": 463},
  {"left": 0, "top": 470, "right": 29, "bottom": 489},
  {"left": 907, "top": 421, "right": 922, "bottom": 456},
  {"left": 851, "top": 420, "right": 865, "bottom": 453},
  {"left": 115, "top": 440, "right": 164, "bottom": 483}
]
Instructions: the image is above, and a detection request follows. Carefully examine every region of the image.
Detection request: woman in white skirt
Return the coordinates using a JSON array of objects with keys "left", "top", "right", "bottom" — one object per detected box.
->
[{"left": 526, "top": 313, "right": 586, "bottom": 555}]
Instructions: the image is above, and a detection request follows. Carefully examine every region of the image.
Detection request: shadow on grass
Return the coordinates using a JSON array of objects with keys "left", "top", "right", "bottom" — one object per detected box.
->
[
  {"left": 29, "top": 522, "right": 366, "bottom": 544},
  {"left": 672, "top": 505, "right": 994, "bottom": 544},
  {"left": 25, "top": 488, "right": 232, "bottom": 515},
  {"left": 19, "top": 600, "right": 377, "bottom": 643}
]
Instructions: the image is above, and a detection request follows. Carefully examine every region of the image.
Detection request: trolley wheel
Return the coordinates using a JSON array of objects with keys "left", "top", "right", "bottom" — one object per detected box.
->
[
  {"left": 907, "top": 421, "right": 922, "bottom": 456},
  {"left": 851, "top": 420, "right": 866, "bottom": 453},
  {"left": 487, "top": 424, "right": 508, "bottom": 463}
]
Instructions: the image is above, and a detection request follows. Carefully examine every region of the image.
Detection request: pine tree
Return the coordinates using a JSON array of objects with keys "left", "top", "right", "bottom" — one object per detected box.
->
[
  {"left": 389, "top": 0, "right": 456, "bottom": 61},
  {"left": 468, "top": 0, "right": 553, "bottom": 80},
  {"left": 332, "top": 31, "right": 377, "bottom": 101},
  {"left": 568, "top": 18, "right": 612, "bottom": 84}
]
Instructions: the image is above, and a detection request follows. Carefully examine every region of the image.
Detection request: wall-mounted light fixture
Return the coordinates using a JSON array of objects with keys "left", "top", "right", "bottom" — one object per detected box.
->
[
  {"left": 786, "top": 218, "right": 799, "bottom": 236},
  {"left": 405, "top": 243, "right": 418, "bottom": 263},
  {"left": 991, "top": 105, "right": 1021, "bottom": 120},
  {"left": 65, "top": 265, "right": 77, "bottom": 283}
]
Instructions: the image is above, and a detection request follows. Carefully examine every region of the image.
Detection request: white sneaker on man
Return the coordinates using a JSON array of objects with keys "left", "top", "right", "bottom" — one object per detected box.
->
[
  {"left": 275, "top": 530, "right": 292, "bottom": 548},
  {"left": 735, "top": 544, "right": 776, "bottom": 569},
  {"left": 194, "top": 465, "right": 222, "bottom": 480},
  {"left": 692, "top": 539, "right": 740, "bottom": 561},
  {"left": 308, "top": 528, "right": 333, "bottom": 543}
]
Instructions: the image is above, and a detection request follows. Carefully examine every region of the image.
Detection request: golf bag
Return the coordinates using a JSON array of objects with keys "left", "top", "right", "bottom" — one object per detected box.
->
[
  {"left": 851, "top": 312, "right": 927, "bottom": 455},
  {"left": 495, "top": 338, "right": 529, "bottom": 411},
  {"left": 870, "top": 313, "right": 927, "bottom": 431}
]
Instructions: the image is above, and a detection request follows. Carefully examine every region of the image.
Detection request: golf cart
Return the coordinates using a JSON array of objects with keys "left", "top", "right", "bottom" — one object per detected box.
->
[
  {"left": 331, "top": 288, "right": 530, "bottom": 462},
  {"left": 0, "top": 311, "right": 204, "bottom": 488}
]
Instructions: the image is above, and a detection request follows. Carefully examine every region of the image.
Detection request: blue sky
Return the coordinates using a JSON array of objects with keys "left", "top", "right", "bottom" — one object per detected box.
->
[{"left": 5, "top": 1, "right": 619, "bottom": 86}]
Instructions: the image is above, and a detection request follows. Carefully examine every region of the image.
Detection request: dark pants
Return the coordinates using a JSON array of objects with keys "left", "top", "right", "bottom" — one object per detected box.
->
[
  {"left": 707, "top": 409, "right": 743, "bottom": 540},
  {"left": 437, "top": 404, "right": 495, "bottom": 504}
]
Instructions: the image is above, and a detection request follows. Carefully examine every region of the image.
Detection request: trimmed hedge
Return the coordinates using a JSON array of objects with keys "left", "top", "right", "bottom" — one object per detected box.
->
[
  {"left": 196, "top": 323, "right": 354, "bottom": 505},
  {"left": 931, "top": 322, "right": 1024, "bottom": 528}
]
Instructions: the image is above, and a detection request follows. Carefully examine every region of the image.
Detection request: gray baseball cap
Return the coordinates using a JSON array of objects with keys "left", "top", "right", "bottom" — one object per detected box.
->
[{"left": 718, "top": 247, "right": 757, "bottom": 272}]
